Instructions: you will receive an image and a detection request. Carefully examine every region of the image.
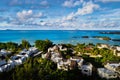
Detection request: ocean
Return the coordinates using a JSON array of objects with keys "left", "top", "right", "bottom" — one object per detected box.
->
[{"left": 0, "top": 30, "right": 120, "bottom": 45}]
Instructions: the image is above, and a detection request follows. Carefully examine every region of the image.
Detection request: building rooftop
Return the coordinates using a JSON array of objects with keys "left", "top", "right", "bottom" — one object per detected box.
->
[{"left": 98, "top": 68, "right": 116, "bottom": 75}]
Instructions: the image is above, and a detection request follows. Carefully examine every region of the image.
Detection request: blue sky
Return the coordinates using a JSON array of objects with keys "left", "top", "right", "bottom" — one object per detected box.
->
[{"left": 0, "top": 0, "right": 120, "bottom": 30}]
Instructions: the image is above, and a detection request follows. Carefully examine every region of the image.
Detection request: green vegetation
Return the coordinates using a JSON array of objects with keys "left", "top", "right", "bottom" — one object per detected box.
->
[
  {"left": 0, "top": 40, "right": 120, "bottom": 80},
  {"left": 0, "top": 42, "right": 18, "bottom": 52},
  {"left": 35, "top": 39, "right": 53, "bottom": 52},
  {"left": 0, "top": 57, "right": 93, "bottom": 80},
  {"left": 19, "top": 40, "right": 31, "bottom": 49},
  {"left": 75, "top": 43, "right": 120, "bottom": 67}
]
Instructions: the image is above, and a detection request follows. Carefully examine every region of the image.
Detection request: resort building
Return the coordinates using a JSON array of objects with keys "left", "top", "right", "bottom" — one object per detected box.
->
[
  {"left": 104, "top": 62, "right": 120, "bottom": 72},
  {"left": 97, "top": 44, "right": 109, "bottom": 49},
  {"left": 0, "top": 49, "right": 11, "bottom": 56},
  {"left": 57, "top": 59, "right": 71, "bottom": 71},
  {"left": 0, "top": 47, "right": 41, "bottom": 73},
  {"left": 112, "top": 46, "right": 120, "bottom": 56},
  {"left": 29, "top": 47, "right": 39, "bottom": 54},
  {"left": 81, "top": 62, "right": 93, "bottom": 76},
  {"left": 97, "top": 68, "right": 117, "bottom": 79},
  {"left": 0, "top": 60, "right": 12, "bottom": 72},
  {"left": 70, "top": 56, "right": 84, "bottom": 70}
]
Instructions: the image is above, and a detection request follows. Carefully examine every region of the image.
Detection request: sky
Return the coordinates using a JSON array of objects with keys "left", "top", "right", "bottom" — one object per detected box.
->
[{"left": 0, "top": 0, "right": 120, "bottom": 30}]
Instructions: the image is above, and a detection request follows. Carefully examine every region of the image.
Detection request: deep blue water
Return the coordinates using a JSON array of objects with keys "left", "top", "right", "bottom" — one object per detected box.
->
[{"left": 0, "top": 30, "right": 120, "bottom": 45}]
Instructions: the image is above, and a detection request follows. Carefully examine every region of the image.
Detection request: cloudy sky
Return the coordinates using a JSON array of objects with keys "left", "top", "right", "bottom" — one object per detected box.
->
[{"left": 0, "top": 0, "right": 120, "bottom": 30}]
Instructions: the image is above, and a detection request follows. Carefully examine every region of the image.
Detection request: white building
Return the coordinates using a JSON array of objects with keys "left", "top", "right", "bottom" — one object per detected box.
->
[
  {"left": 116, "top": 46, "right": 120, "bottom": 51},
  {"left": 29, "top": 47, "right": 39, "bottom": 54},
  {"left": 58, "top": 45, "right": 67, "bottom": 51},
  {"left": 0, "top": 60, "right": 6, "bottom": 66},
  {"left": 0, "top": 49, "right": 11, "bottom": 56},
  {"left": 0, "top": 63, "right": 10, "bottom": 72},
  {"left": 104, "top": 62, "right": 120, "bottom": 72},
  {"left": 41, "top": 53, "right": 47, "bottom": 59},
  {"left": 97, "top": 44, "right": 109, "bottom": 49},
  {"left": 70, "top": 56, "right": 84, "bottom": 69},
  {"left": 57, "top": 59, "right": 71, "bottom": 71},
  {"left": 19, "top": 52, "right": 29, "bottom": 58},
  {"left": 51, "top": 52, "right": 62, "bottom": 63},
  {"left": 48, "top": 45, "right": 67, "bottom": 53},
  {"left": 97, "top": 68, "right": 117, "bottom": 79},
  {"left": 10, "top": 55, "right": 27, "bottom": 65},
  {"left": 112, "top": 46, "right": 120, "bottom": 56},
  {"left": 0, "top": 60, "right": 12, "bottom": 72},
  {"left": 81, "top": 63, "right": 93, "bottom": 76}
]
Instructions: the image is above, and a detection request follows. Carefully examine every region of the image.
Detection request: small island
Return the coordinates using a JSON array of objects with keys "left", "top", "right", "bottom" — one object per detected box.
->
[
  {"left": 92, "top": 36, "right": 111, "bottom": 41},
  {"left": 100, "top": 31, "right": 120, "bottom": 34},
  {"left": 81, "top": 36, "right": 89, "bottom": 38},
  {"left": 72, "top": 36, "right": 89, "bottom": 39},
  {"left": 112, "top": 39, "right": 120, "bottom": 42}
]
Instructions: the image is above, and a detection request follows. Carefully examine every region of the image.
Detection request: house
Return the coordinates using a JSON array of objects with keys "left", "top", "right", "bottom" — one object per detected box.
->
[
  {"left": 41, "top": 53, "right": 47, "bottom": 59},
  {"left": 70, "top": 56, "right": 84, "bottom": 69},
  {"left": 111, "top": 46, "right": 120, "bottom": 56},
  {"left": 115, "top": 51, "right": 120, "bottom": 56},
  {"left": 48, "top": 45, "right": 67, "bottom": 53},
  {"left": 58, "top": 44, "right": 67, "bottom": 51},
  {"left": 116, "top": 46, "right": 120, "bottom": 51},
  {"left": 0, "top": 49, "right": 11, "bottom": 56},
  {"left": 104, "top": 62, "right": 120, "bottom": 72},
  {"left": 0, "top": 60, "right": 6, "bottom": 66},
  {"left": 29, "top": 47, "right": 39, "bottom": 54},
  {"left": 0, "top": 60, "right": 11, "bottom": 72},
  {"left": 0, "top": 63, "right": 10, "bottom": 72},
  {"left": 97, "top": 44, "right": 109, "bottom": 49},
  {"left": 97, "top": 68, "right": 117, "bottom": 79},
  {"left": 57, "top": 59, "right": 71, "bottom": 71},
  {"left": 48, "top": 45, "right": 59, "bottom": 52},
  {"left": 50, "top": 52, "right": 62, "bottom": 63},
  {"left": 10, "top": 55, "right": 27, "bottom": 65},
  {"left": 116, "top": 66, "right": 120, "bottom": 77},
  {"left": 0, "top": 54, "right": 5, "bottom": 60},
  {"left": 33, "top": 51, "right": 43, "bottom": 57},
  {"left": 81, "top": 62, "right": 93, "bottom": 76},
  {"left": 20, "top": 49, "right": 28, "bottom": 54},
  {"left": 70, "top": 60, "right": 78, "bottom": 70},
  {"left": 19, "top": 52, "right": 29, "bottom": 58},
  {"left": 46, "top": 52, "right": 51, "bottom": 59},
  {"left": 26, "top": 51, "right": 33, "bottom": 57},
  {"left": 90, "top": 54, "right": 102, "bottom": 58},
  {"left": 7, "top": 60, "right": 15, "bottom": 69}
]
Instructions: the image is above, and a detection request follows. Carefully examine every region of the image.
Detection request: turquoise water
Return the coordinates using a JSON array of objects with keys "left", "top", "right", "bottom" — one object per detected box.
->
[{"left": 0, "top": 30, "right": 120, "bottom": 45}]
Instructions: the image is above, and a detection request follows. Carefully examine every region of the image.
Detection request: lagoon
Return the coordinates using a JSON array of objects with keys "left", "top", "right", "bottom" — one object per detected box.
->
[{"left": 0, "top": 30, "right": 120, "bottom": 45}]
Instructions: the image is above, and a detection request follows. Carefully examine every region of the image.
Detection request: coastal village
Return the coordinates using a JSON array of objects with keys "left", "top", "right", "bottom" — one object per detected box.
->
[{"left": 0, "top": 40, "right": 120, "bottom": 80}]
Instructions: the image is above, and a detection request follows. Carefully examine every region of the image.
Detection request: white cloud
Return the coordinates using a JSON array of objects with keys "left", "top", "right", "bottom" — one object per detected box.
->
[
  {"left": 62, "top": 1, "right": 99, "bottom": 21},
  {"left": 62, "top": 0, "right": 83, "bottom": 8},
  {"left": 62, "top": 12, "right": 76, "bottom": 21},
  {"left": 17, "top": 10, "right": 45, "bottom": 21},
  {"left": 96, "top": 0, "right": 120, "bottom": 3},
  {"left": 17, "top": 10, "right": 33, "bottom": 20},
  {"left": 40, "top": 0, "right": 49, "bottom": 6},
  {"left": 75, "top": 1, "right": 99, "bottom": 15},
  {"left": 2, "top": 1, "right": 120, "bottom": 30},
  {"left": 45, "top": 7, "right": 120, "bottom": 30}
]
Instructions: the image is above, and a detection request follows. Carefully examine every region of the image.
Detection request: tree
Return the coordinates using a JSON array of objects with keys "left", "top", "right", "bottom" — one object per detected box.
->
[
  {"left": 35, "top": 39, "right": 53, "bottom": 51},
  {"left": 21, "top": 40, "right": 31, "bottom": 49},
  {"left": 0, "top": 42, "right": 6, "bottom": 49},
  {"left": 6, "top": 42, "right": 18, "bottom": 51},
  {"left": 74, "top": 43, "right": 86, "bottom": 53}
]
